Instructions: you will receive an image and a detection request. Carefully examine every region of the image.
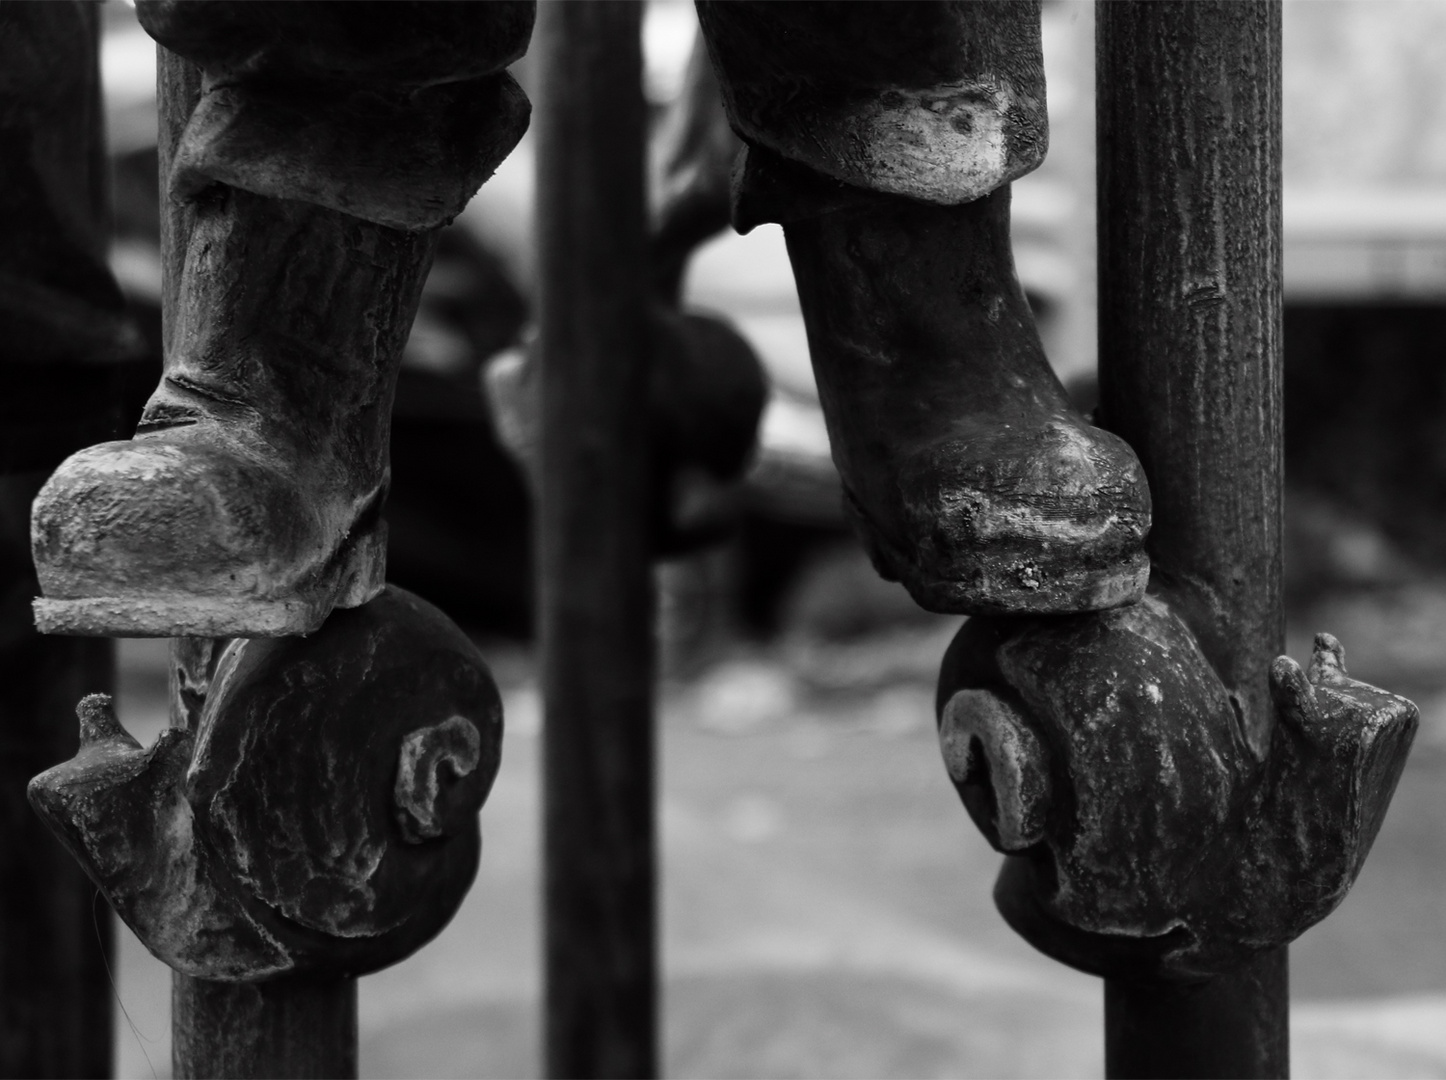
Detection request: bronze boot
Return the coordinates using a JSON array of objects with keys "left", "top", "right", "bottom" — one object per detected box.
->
[
  {"left": 745, "top": 155, "right": 1151, "bottom": 615},
  {"left": 697, "top": 0, "right": 1150, "bottom": 614},
  {"left": 32, "top": 192, "right": 432, "bottom": 636},
  {"left": 30, "top": 0, "right": 531, "bottom": 636}
]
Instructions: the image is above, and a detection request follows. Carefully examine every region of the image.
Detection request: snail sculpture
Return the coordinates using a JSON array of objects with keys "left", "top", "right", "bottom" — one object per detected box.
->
[
  {"left": 29, "top": 586, "right": 501, "bottom": 981},
  {"left": 937, "top": 595, "right": 1418, "bottom": 981}
]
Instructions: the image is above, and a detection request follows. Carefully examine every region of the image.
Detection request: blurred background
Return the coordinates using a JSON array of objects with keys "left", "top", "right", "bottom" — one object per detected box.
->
[{"left": 96, "top": 1, "right": 1446, "bottom": 1076}]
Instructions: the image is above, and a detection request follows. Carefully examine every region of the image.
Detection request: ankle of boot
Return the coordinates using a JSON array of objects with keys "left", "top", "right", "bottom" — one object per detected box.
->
[{"left": 731, "top": 143, "right": 918, "bottom": 233}]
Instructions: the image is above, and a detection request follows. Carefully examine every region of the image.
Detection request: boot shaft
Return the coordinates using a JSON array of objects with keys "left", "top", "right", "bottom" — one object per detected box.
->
[
  {"left": 783, "top": 186, "right": 1070, "bottom": 465},
  {"left": 151, "top": 187, "right": 438, "bottom": 492}
]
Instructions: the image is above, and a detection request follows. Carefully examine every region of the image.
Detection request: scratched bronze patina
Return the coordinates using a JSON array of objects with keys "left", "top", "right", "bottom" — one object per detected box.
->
[
  {"left": 937, "top": 601, "right": 1418, "bottom": 981},
  {"left": 703, "top": 0, "right": 1152, "bottom": 616},
  {"left": 30, "top": 2, "right": 534, "bottom": 639},
  {"left": 29, "top": 587, "right": 502, "bottom": 981}
]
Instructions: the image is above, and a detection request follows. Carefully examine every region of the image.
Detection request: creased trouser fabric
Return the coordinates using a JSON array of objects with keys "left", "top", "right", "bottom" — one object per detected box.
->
[
  {"left": 140, "top": 0, "right": 1045, "bottom": 223},
  {"left": 697, "top": 0, "right": 1047, "bottom": 206}
]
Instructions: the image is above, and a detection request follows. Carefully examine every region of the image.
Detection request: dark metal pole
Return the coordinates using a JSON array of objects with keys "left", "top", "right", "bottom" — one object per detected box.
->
[
  {"left": 157, "top": 53, "right": 358, "bottom": 1080},
  {"left": 1096, "top": 3, "right": 1286, "bottom": 1077},
  {"left": 0, "top": 481, "right": 114, "bottom": 1079},
  {"left": 1, "top": 3, "right": 118, "bottom": 1074},
  {"left": 172, "top": 976, "right": 357, "bottom": 1080},
  {"left": 163, "top": 638, "right": 359, "bottom": 1080},
  {"left": 535, "top": 3, "right": 657, "bottom": 1077}
]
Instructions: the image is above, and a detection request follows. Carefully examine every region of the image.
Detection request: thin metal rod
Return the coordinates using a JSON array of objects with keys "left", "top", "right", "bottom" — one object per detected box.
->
[
  {"left": 1096, "top": 3, "right": 1286, "bottom": 1077},
  {"left": 172, "top": 976, "right": 357, "bottom": 1080},
  {"left": 163, "top": 635, "right": 359, "bottom": 1080},
  {"left": 1104, "top": 960, "right": 1287, "bottom": 1080},
  {"left": 1, "top": 477, "right": 114, "bottom": 1079},
  {"left": 535, "top": 3, "right": 657, "bottom": 1077},
  {"left": 1, "top": 2, "right": 116, "bottom": 1073},
  {"left": 158, "top": 52, "right": 357, "bottom": 1080}
]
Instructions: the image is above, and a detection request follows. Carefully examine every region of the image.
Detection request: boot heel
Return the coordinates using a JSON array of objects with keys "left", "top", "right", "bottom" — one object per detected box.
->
[{"left": 331, "top": 520, "right": 388, "bottom": 611}]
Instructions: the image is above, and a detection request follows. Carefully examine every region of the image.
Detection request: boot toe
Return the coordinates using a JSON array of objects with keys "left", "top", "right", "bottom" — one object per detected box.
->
[
  {"left": 855, "top": 418, "right": 1152, "bottom": 615},
  {"left": 31, "top": 438, "right": 336, "bottom": 635}
]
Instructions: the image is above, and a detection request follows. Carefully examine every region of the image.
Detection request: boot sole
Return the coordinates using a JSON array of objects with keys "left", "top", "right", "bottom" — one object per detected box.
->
[
  {"left": 905, "top": 548, "right": 1152, "bottom": 616},
  {"left": 33, "top": 524, "right": 386, "bottom": 638},
  {"left": 844, "top": 489, "right": 1151, "bottom": 616}
]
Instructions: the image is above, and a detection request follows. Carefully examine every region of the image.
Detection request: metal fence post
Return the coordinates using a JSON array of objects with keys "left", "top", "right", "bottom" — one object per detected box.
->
[
  {"left": 154, "top": 53, "right": 361, "bottom": 1079},
  {"left": 1096, "top": 4, "right": 1286, "bottom": 1075},
  {"left": 535, "top": 3, "right": 657, "bottom": 1077},
  {"left": 1, "top": 3, "right": 125, "bottom": 1074},
  {"left": 0, "top": 510, "right": 115, "bottom": 1080}
]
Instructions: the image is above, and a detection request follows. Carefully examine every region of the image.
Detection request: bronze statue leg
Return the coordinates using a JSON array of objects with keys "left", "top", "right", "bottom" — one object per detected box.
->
[
  {"left": 697, "top": 0, "right": 1152, "bottom": 615},
  {"left": 30, "top": 1, "right": 533, "bottom": 638}
]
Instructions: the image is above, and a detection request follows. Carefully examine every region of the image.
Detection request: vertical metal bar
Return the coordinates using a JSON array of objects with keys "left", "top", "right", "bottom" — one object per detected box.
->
[
  {"left": 172, "top": 976, "right": 357, "bottom": 1080},
  {"left": 157, "top": 52, "right": 358, "bottom": 1080},
  {"left": 535, "top": 3, "right": 656, "bottom": 1077},
  {"left": 1103, "top": 959, "right": 1287, "bottom": 1080},
  {"left": 164, "top": 640, "right": 358, "bottom": 1080},
  {"left": 1096, "top": 3, "right": 1286, "bottom": 1077},
  {"left": 0, "top": 491, "right": 114, "bottom": 1079},
  {"left": 1, "top": 3, "right": 115, "bottom": 1074}
]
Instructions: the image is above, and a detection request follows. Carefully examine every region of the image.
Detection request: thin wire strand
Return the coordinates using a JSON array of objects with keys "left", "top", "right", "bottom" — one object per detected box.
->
[{"left": 93, "top": 889, "right": 158, "bottom": 1080}]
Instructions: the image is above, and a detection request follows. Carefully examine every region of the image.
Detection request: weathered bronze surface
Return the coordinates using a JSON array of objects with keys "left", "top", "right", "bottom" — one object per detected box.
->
[
  {"left": 31, "top": 2, "right": 533, "bottom": 639},
  {"left": 772, "top": 174, "right": 1150, "bottom": 615},
  {"left": 706, "top": 1, "right": 1151, "bottom": 617},
  {"left": 19, "top": 9, "right": 525, "bottom": 1074},
  {"left": 29, "top": 586, "right": 502, "bottom": 982},
  {"left": 31, "top": 190, "right": 432, "bottom": 638},
  {"left": 697, "top": 0, "right": 1048, "bottom": 206},
  {"left": 15, "top": 4, "right": 1422, "bottom": 1079},
  {"left": 938, "top": 604, "right": 1417, "bottom": 981}
]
